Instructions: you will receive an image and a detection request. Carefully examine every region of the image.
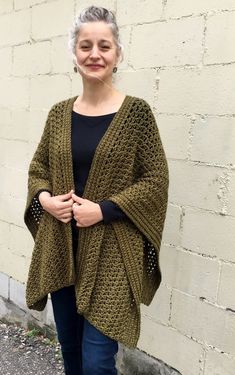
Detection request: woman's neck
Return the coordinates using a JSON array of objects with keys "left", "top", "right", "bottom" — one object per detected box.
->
[{"left": 79, "top": 77, "right": 118, "bottom": 107}]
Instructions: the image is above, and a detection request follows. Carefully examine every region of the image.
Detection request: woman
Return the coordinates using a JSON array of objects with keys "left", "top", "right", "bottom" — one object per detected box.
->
[{"left": 24, "top": 5, "right": 169, "bottom": 375}]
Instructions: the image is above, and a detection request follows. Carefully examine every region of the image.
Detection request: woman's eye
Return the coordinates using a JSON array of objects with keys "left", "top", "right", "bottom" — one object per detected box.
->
[{"left": 80, "top": 45, "right": 110, "bottom": 50}]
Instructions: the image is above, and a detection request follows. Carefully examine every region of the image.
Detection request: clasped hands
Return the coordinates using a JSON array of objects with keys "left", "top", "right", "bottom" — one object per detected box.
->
[{"left": 38, "top": 190, "right": 103, "bottom": 227}]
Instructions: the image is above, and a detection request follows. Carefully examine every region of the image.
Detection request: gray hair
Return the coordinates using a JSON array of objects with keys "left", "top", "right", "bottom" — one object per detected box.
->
[{"left": 68, "top": 5, "right": 124, "bottom": 66}]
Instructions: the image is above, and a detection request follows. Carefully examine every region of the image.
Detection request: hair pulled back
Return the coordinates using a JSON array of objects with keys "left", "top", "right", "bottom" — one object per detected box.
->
[{"left": 68, "top": 5, "right": 124, "bottom": 66}]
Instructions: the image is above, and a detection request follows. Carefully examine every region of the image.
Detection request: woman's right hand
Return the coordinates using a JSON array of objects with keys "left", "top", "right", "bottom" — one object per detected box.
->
[{"left": 38, "top": 190, "right": 74, "bottom": 223}]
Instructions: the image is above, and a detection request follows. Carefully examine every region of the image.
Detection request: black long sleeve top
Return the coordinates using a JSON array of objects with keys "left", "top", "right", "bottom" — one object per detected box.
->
[{"left": 71, "top": 110, "right": 127, "bottom": 225}]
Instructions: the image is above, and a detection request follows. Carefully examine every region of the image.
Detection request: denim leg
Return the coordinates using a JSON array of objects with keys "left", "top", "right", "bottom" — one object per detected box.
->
[
  {"left": 82, "top": 318, "right": 119, "bottom": 375},
  {"left": 51, "top": 285, "right": 84, "bottom": 375},
  {"left": 51, "top": 225, "right": 118, "bottom": 374}
]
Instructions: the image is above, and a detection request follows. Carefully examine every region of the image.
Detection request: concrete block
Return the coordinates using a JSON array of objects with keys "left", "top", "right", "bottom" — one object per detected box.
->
[
  {"left": 0, "top": 220, "right": 10, "bottom": 249},
  {"left": 204, "top": 349, "right": 235, "bottom": 375},
  {"left": 0, "top": 167, "right": 9, "bottom": 196},
  {"left": 29, "top": 307, "right": 47, "bottom": 323},
  {"left": 158, "top": 65, "right": 235, "bottom": 115},
  {"left": 218, "top": 263, "right": 235, "bottom": 311},
  {"left": 118, "top": 25, "right": 132, "bottom": 70},
  {"left": 178, "top": 249, "right": 218, "bottom": 301},
  {"left": 0, "top": 108, "right": 11, "bottom": 127},
  {"left": 191, "top": 116, "right": 235, "bottom": 165},
  {"left": 9, "top": 277, "right": 27, "bottom": 310},
  {"left": 168, "top": 160, "right": 222, "bottom": 211},
  {"left": 0, "top": 139, "right": 28, "bottom": 170},
  {"left": 0, "top": 272, "right": 9, "bottom": 299},
  {"left": 160, "top": 245, "right": 219, "bottom": 302},
  {"left": 227, "top": 172, "right": 235, "bottom": 216},
  {"left": 205, "top": 12, "right": 235, "bottom": 65},
  {"left": 29, "top": 0, "right": 45, "bottom": 5},
  {"left": 27, "top": 141, "right": 40, "bottom": 164},
  {"left": 0, "top": 195, "right": 26, "bottom": 228},
  {"left": 0, "top": 9, "right": 30, "bottom": 47},
  {"left": 0, "top": 77, "right": 29, "bottom": 109},
  {"left": 171, "top": 289, "right": 235, "bottom": 356},
  {"left": 0, "top": 167, "right": 27, "bottom": 200},
  {"left": 117, "top": 343, "right": 181, "bottom": 375},
  {"left": 0, "top": 47, "right": 12, "bottom": 77},
  {"left": 14, "top": 0, "right": 31, "bottom": 10},
  {"left": 0, "top": 297, "right": 10, "bottom": 319},
  {"left": 130, "top": 17, "right": 203, "bottom": 68},
  {"left": 141, "top": 283, "right": 171, "bottom": 325},
  {"left": 162, "top": 204, "right": 182, "bottom": 247},
  {"left": 166, "top": 0, "right": 235, "bottom": 18},
  {"left": 0, "top": 108, "right": 12, "bottom": 142},
  {"left": 182, "top": 208, "right": 235, "bottom": 263},
  {"left": 30, "top": 74, "right": 71, "bottom": 110},
  {"left": 75, "top": 0, "right": 116, "bottom": 15},
  {"left": 0, "top": 108, "right": 32, "bottom": 144},
  {"left": 114, "top": 69, "right": 156, "bottom": 108},
  {"left": 32, "top": 0, "right": 74, "bottom": 40},
  {"left": 27, "top": 110, "right": 48, "bottom": 143},
  {"left": 51, "top": 36, "right": 73, "bottom": 73},
  {"left": 160, "top": 244, "right": 177, "bottom": 287},
  {"left": 9, "top": 225, "right": 32, "bottom": 258},
  {"left": 117, "top": 0, "right": 162, "bottom": 25},
  {"left": 0, "top": 244, "right": 30, "bottom": 283},
  {"left": 71, "top": 73, "right": 87, "bottom": 97},
  {"left": 9, "top": 109, "right": 30, "bottom": 141},
  {"left": 13, "top": 41, "right": 51, "bottom": 76},
  {"left": 0, "top": 139, "right": 9, "bottom": 166},
  {"left": 0, "top": 294, "right": 36, "bottom": 330},
  {"left": 0, "top": 0, "right": 13, "bottom": 14},
  {"left": 45, "top": 297, "right": 56, "bottom": 328},
  {"left": 0, "top": 123, "right": 10, "bottom": 142},
  {"left": 138, "top": 317, "right": 203, "bottom": 375},
  {"left": 157, "top": 115, "right": 191, "bottom": 160}
]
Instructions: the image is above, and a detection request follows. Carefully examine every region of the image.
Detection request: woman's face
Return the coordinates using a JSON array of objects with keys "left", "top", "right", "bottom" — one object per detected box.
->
[{"left": 75, "top": 21, "right": 119, "bottom": 82}]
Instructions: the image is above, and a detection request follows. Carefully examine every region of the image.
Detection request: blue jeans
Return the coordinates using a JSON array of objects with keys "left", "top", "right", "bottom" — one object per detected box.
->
[{"left": 50, "top": 224, "right": 118, "bottom": 375}]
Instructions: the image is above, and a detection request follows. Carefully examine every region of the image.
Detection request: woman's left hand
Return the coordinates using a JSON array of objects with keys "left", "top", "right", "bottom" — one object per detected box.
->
[{"left": 72, "top": 193, "right": 103, "bottom": 227}]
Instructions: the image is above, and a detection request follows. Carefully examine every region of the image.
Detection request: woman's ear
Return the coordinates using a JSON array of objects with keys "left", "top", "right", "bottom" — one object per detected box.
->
[{"left": 72, "top": 54, "right": 77, "bottom": 66}]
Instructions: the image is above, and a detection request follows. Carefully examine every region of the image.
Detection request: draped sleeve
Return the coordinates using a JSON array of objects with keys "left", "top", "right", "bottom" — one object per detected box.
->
[
  {"left": 24, "top": 106, "right": 55, "bottom": 239},
  {"left": 107, "top": 100, "right": 169, "bottom": 255}
]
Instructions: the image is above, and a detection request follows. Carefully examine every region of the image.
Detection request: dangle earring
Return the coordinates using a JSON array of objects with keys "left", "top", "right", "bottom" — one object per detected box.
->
[
  {"left": 113, "top": 66, "right": 117, "bottom": 73},
  {"left": 74, "top": 65, "right": 78, "bottom": 73}
]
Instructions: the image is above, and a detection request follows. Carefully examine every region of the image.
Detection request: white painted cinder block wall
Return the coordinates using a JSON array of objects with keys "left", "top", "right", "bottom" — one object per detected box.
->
[{"left": 0, "top": 1, "right": 235, "bottom": 374}]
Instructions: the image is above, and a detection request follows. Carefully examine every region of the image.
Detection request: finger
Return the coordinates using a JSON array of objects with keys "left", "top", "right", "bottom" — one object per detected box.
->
[
  {"left": 61, "top": 217, "right": 72, "bottom": 223},
  {"left": 72, "top": 202, "right": 81, "bottom": 212},
  {"left": 57, "top": 200, "right": 74, "bottom": 210},
  {"left": 76, "top": 221, "right": 84, "bottom": 227},
  {"left": 60, "top": 213, "right": 72, "bottom": 220},
  {"left": 58, "top": 190, "right": 74, "bottom": 201},
  {"left": 63, "top": 201, "right": 74, "bottom": 209},
  {"left": 67, "top": 198, "right": 74, "bottom": 205},
  {"left": 72, "top": 194, "right": 85, "bottom": 205},
  {"left": 58, "top": 212, "right": 73, "bottom": 219},
  {"left": 72, "top": 201, "right": 81, "bottom": 206}
]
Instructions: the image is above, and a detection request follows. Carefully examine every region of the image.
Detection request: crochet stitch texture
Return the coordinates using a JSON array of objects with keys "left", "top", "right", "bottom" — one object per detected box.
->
[{"left": 24, "top": 94, "right": 169, "bottom": 348}]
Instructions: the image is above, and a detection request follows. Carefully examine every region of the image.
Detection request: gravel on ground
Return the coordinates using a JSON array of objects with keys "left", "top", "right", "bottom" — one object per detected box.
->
[{"left": 0, "top": 320, "right": 64, "bottom": 375}]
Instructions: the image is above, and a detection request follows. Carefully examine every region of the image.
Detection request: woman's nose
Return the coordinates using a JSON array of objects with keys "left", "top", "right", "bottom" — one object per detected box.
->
[{"left": 90, "top": 46, "right": 100, "bottom": 57}]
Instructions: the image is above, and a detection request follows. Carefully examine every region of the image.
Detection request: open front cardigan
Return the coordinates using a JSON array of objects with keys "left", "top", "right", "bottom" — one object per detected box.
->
[
  {"left": 71, "top": 110, "right": 128, "bottom": 224},
  {"left": 24, "top": 94, "right": 169, "bottom": 348}
]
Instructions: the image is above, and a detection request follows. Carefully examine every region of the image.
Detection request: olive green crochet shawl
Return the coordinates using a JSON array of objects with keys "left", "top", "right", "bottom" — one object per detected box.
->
[{"left": 24, "top": 94, "right": 169, "bottom": 348}]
